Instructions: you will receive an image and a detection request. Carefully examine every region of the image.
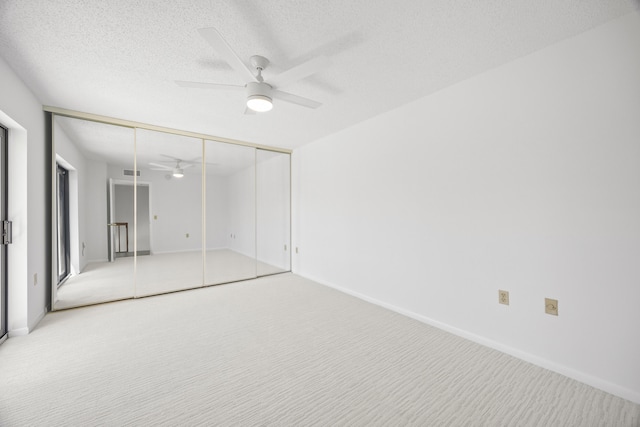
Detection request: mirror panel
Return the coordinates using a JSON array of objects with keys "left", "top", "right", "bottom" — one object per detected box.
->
[
  {"left": 204, "top": 140, "right": 256, "bottom": 285},
  {"left": 257, "top": 150, "right": 291, "bottom": 276},
  {"left": 51, "top": 113, "right": 291, "bottom": 310},
  {"left": 53, "top": 116, "right": 135, "bottom": 309},
  {"left": 134, "top": 129, "right": 203, "bottom": 296}
]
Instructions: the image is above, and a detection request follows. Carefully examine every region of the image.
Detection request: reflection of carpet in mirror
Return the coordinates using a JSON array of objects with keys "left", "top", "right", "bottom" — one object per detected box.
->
[{"left": 54, "top": 249, "right": 287, "bottom": 310}]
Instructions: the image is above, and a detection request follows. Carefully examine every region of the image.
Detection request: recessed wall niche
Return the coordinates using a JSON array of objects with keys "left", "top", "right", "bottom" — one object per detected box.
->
[{"left": 50, "top": 112, "right": 291, "bottom": 310}]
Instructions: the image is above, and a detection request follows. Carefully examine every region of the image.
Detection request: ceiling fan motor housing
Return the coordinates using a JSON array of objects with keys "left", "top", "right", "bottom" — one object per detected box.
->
[
  {"left": 246, "top": 81, "right": 272, "bottom": 99},
  {"left": 246, "top": 81, "right": 273, "bottom": 111}
]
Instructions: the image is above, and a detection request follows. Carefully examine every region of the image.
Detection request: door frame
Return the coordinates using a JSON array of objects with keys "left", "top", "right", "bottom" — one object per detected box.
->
[{"left": 0, "top": 124, "right": 8, "bottom": 343}]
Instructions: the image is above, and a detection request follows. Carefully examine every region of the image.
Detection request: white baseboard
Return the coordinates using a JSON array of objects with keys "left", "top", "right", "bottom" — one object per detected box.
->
[
  {"left": 9, "top": 327, "right": 29, "bottom": 337},
  {"left": 29, "top": 308, "right": 47, "bottom": 331},
  {"left": 152, "top": 248, "right": 201, "bottom": 255},
  {"left": 125, "top": 247, "right": 230, "bottom": 255},
  {"left": 298, "top": 272, "right": 640, "bottom": 405},
  {"left": 9, "top": 308, "right": 47, "bottom": 337}
]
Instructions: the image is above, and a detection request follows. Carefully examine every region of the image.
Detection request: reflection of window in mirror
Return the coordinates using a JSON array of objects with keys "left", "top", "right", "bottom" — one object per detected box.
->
[
  {"left": 55, "top": 163, "right": 71, "bottom": 286},
  {"left": 52, "top": 116, "right": 135, "bottom": 310}
]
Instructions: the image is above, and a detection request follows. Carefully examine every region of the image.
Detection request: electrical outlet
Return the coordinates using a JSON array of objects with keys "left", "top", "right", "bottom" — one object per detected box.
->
[
  {"left": 33, "top": 273, "right": 38, "bottom": 286},
  {"left": 498, "top": 290, "right": 509, "bottom": 305},
  {"left": 185, "top": 233, "right": 189, "bottom": 238},
  {"left": 545, "top": 298, "right": 558, "bottom": 316}
]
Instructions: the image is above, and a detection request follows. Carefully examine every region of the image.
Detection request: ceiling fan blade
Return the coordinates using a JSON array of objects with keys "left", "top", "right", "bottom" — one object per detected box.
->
[
  {"left": 197, "top": 27, "right": 257, "bottom": 83},
  {"left": 268, "top": 56, "right": 330, "bottom": 88},
  {"left": 181, "top": 157, "right": 203, "bottom": 164},
  {"left": 149, "top": 162, "right": 172, "bottom": 170},
  {"left": 189, "top": 157, "right": 219, "bottom": 166},
  {"left": 175, "top": 81, "right": 244, "bottom": 91},
  {"left": 272, "top": 89, "right": 322, "bottom": 109}
]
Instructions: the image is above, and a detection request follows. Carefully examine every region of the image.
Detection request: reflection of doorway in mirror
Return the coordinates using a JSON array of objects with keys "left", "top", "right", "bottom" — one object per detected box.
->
[{"left": 110, "top": 182, "right": 151, "bottom": 257}]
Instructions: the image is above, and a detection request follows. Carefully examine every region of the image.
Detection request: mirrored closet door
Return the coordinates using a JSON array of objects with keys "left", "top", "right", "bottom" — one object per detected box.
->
[
  {"left": 204, "top": 140, "right": 257, "bottom": 285},
  {"left": 50, "top": 111, "right": 291, "bottom": 311},
  {"left": 257, "top": 149, "right": 291, "bottom": 276},
  {"left": 134, "top": 129, "right": 204, "bottom": 296},
  {"left": 52, "top": 116, "right": 135, "bottom": 310}
]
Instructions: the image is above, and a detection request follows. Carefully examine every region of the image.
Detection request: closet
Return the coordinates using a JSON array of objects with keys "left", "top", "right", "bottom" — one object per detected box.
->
[{"left": 50, "top": 109, "right": 290, "bottom": 310}]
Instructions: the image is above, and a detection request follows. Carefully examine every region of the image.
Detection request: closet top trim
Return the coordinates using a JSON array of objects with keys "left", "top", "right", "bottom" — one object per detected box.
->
[{"left": 43, "top": 105, "right": 292, "bottom": 154}]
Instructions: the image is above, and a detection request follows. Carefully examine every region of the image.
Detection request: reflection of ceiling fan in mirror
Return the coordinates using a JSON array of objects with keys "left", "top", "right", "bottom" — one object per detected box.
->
[
  {"left": 149, "top": 154, "right": 198, "bottom": 178},
  {"left": 150, "top": 154, "right": 217, "bottom": 178},
  {"left": 176, "top": 27, "right": 329, "bottom": 114}
]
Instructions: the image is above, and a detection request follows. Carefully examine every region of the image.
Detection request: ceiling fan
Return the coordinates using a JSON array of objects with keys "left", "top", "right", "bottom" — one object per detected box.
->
[
  {"left": 150, "top": 154, "right": 218, "bottom": 178},
  {"left": 149, "top": 155, "right": 198, "bottom": 178},
  {"left": 176, "top": 27, "right": 329, "bottom": 113}
]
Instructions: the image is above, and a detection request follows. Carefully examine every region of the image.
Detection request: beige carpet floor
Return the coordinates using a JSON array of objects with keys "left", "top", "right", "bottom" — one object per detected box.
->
[{"left": 2, "top": 273, "right": 639, "bottom": 426}]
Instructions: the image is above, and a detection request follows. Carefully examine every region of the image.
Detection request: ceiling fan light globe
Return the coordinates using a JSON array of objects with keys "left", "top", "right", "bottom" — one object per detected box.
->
[
  {"left": 247, "top": 95, "right": 273, "bottom": 112},
  {"left": 173, "top": 168, "right": 184, "bottom": 178}
]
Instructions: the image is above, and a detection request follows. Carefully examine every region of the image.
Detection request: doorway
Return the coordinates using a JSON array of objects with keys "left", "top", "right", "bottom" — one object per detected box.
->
[{"left": 108, "top": 180, "right": 151, "bottom": 258}]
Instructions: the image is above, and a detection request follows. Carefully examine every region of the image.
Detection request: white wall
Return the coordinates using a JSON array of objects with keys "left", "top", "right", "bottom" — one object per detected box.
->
[
  {"left": 107, "top": 166, "right": 205, "bottom": 254},
  {"left": 84, "top": 158, "right": 108, "bottom": 262},
  {"left": 0, "top": 56, "right": 47, "bottom": 334},
  {"left": 104, "top": 164, "right": 264, "bottom": 256},
  {"left": 206, "top": 174, "right": 229, "bottom": 250},
  {"left": 293, "top": 12, "right": 640, "bottom": 403},
  {"left": 143, "top": 170, "right": 200, "bottom": 254},
  {"left": 226, "top": 165, "right": 256, "bottom": 258}
]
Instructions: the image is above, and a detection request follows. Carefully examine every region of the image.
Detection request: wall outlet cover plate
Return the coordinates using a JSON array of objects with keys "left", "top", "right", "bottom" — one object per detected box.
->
[
  {"left": 498, "top": 290, "right": 509, "bottom": 305},
  {"left": 545, "top": 298, "right": 558, "bottom": 315}
]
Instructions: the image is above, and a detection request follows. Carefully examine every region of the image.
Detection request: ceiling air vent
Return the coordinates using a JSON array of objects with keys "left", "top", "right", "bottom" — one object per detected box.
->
[{"left": 123, "top": 169, "right": 140, "bottom": 177}]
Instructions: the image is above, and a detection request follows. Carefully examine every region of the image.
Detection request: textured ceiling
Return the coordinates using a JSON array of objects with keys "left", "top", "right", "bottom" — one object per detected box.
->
[{"left": 1, "top": 0, "right": 637, "bottom": 150}]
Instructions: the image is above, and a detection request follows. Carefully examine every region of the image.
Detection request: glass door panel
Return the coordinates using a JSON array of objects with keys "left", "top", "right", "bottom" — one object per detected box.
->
[
  {"left": 256, "top": 150, "right": 291, "bottom": 276},
  {"left": 134, "top": 129, "right": 203, "bottom": 296},
  {"left": 204, "top": 140, "right": 256, "bottom": 285},
  {"left": 52, "top": 116, "right": 135, "bottom": 310}
]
